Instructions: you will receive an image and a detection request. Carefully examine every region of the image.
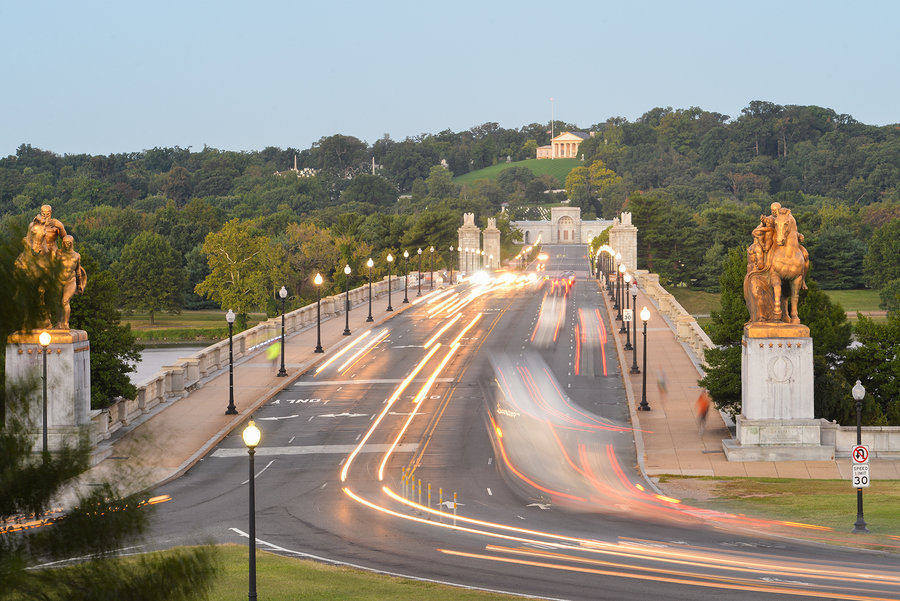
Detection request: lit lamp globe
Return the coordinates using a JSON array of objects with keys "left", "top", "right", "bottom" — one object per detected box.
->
[
  {"left": 344, "top": 264, "right": 351, "bottom": 275},
  {"left": 852, "top": 380, "right": 865, "bottom": 402},
  {"left": 242, "top": 420, "right": 261, "bottom": 449},
  {"left": 403, "top": 250, "right": 409, "bottom": 259},
  {"left": 618, "top": 263, "right": 626, "bottom": 275},
  {"left": 640, "top": 306, "right": 651, "bottom": 322},
  {"left": 386, "top": 253, "right": 393, "bottom": 263},
  {"left": 624, "top": 273, "right": 632, "bottom": 284},
  {"left": 417, "top": 248, "right": 422, "bottom": 255},
  {"left": 225, "top": 309, "right": 236, "bottom": 324},
  {"left": 313, "top": 273, "right": 324, "bottom": 286},
  {"left": 279, "top": 286, "right": 287, "bottom": 299},
  {"left": 366, "top": 258, "right": 374, "bottom": 269},
  {"left": 429, "top": 246, "right": 434, "bottom": 253},
  {"left": 38, "top": 331, "right": 51, "bottom": 347}
]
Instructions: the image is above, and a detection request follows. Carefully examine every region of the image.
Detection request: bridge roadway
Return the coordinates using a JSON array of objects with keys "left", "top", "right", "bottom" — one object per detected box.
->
[{"left": 150, "top": 245, "right": 900, "bottom": 600}]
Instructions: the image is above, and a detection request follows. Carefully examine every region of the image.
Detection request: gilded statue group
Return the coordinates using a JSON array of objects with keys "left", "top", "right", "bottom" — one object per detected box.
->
[
  {"left": 14, "top": 205, "right": 86, "bottom": 330},
  {"left": 744, "top": 202, "right": 809, "bottom": 325}
]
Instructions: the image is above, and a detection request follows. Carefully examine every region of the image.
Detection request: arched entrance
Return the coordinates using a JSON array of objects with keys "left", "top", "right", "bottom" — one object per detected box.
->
[{"left": 557, "top": 215, "right": 576, "bottom": 242}]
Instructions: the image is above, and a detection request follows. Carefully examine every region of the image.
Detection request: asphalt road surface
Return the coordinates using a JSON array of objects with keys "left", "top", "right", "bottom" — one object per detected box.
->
[{"left": 150, "top": 245, "right": 900, "bottom": 601}]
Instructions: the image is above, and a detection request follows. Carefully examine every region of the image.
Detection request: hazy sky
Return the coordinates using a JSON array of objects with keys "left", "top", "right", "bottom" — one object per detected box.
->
[{"left": 1, "top": 0, "right": 897, "bottom": 156}]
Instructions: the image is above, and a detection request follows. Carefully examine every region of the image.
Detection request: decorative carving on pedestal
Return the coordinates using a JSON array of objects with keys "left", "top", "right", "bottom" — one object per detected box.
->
[{"left": 609, "top": 212, "right": 637, "bottom": 271}]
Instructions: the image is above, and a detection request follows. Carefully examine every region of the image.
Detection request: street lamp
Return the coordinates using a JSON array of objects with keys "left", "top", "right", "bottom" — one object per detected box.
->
[
  {"left": 449, "top": 246, "right": 454, "bottom": 285},
  {"left": 619, "top": 273, "right": 637, "bottom": 344},
  {"left": 242, "top": 419, "right": 262, "bottom": 601},
  {"left": 851, "top": 380, "right": 869, "bottom": 533},
  {"left": 225, "top": 310, "right": 238, "bottom": 414},
  {"left": 638, "top": 306, "right": 652, "bottom": 411},
  {"left": 366, "top": 258, "right": 374, "bottom": 322},
  {"left": 402, "top": 250, "right": 410, "bottom": 303},
  {"left": 277, "top": 286, "right": 288, "bottom": 377},
  {"left": 429, "top": 246, "right": 435, "bottom": 289},
  {"left": 630, "top": 288, "right": 640, "bottom": 374},
  {"left": 481, "top": 249, "right": 485, "bottom": 269},
  {"left": 417, "top": 247, "right": 423, "bottom": 297},
  {"left": 38, "top": 330, "right": 50, "bottom": 454},
  {"left": 342, "top": 264, "right": 352, "bottom": 336},
  {"left": 386, "top": 254, "right": 394, "bottom": 312},
  {"left": 616, "top": 263, "right": 626, "bottom": 322},
  {"left": 313, "top": 273, "right": 324, "bottom": 353}
]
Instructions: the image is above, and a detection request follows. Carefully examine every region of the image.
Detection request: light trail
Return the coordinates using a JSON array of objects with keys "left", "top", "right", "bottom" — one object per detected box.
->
[
  {"left": 337, "top": 329, "right": 390, "bottom": 372},
  {"left": 449, "top": 313, "right": 482, "bottom": 346},
  {"left": 314, "top": 330, "right": 371, "bottom": 374},
  {"left": 423, "top": 314, "right": 462, "bottom": 348},
  {"left": 377, "top": 341, "right": 461, "bottom": 480},
  {"left": 427, "top": 292, "right": 460, "bottom": 317},
  {"left": 339, "top": 344, "right": 441, "bottom": 482}
]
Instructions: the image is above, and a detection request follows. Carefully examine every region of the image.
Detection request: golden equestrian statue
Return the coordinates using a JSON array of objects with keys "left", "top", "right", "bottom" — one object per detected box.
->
[
  {"left": 744, "top": 202, "right": 810, "bottom": 328},
  {"left": 13, "top": 205, "right": 87, "bottom": 330}
]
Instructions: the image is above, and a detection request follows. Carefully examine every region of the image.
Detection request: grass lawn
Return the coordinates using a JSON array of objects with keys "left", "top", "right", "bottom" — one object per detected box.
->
[
  {"left": 124, "top": 310, "right": 267, "bottom": 331},
  {"left": 453, "top": 158, "right": 580, "bottom": 186},
  {"left": 822, "top": 289, "right": 883, "bottom": 313},
  {"left": 659, "top": 476, "right": 900, "bottom": 538},
  {"left": 666, "top": 287, "right": 720, "bottom": 316}
]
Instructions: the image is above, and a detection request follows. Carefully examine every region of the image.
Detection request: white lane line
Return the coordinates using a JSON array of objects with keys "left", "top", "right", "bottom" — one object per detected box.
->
[
  {"left": 241, "top": 459, "right": 275, "bottom": 485},
  {"left": 288, "top": 436, "right": 295, "bottom": 444},
  {"left": 227, "top": 528, "right": 569, "bottom": 601},
  {"left": 258, "top": 414, "right": 299, "bottom": 421},
  {"left": 486, "top": 488, "right": 493, "bottom": 496},
  {"left": 212, "top": 443, "right": 419, "bottom": 458}
]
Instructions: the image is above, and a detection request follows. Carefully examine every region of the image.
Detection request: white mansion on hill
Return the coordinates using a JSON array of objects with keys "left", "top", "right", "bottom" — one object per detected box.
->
[
  {"left": 536, "top": 131, "right": 594, "bottom": 159},
  {"left": 512, "top": 206, "right": 613, "bottom": 245}
]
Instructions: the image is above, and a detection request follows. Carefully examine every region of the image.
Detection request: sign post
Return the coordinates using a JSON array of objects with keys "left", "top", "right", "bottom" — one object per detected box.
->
[{"left": 851, "top": 444, "right": 870, "bottom": 533}]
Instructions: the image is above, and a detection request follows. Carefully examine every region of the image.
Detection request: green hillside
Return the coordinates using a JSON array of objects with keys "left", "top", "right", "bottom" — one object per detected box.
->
[{"left": 453, "top": 158, "right": 580, "bottom": 186}]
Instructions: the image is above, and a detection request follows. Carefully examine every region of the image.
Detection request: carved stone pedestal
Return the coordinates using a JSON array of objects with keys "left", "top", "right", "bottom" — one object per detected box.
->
[
  {"left": 722, "top": 324, "right": 833, "bottom": 461},
  {"left": 5, "top": 330, "right": 93, "bottom": 452}
]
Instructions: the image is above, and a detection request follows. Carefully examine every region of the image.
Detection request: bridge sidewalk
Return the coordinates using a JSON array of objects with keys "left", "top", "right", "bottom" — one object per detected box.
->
[
  {"left": 81, "top": 287, "right": 424, "bottom": 494},
  {"left": 598, "top": 277, "right": 900, "bottom": 481}
]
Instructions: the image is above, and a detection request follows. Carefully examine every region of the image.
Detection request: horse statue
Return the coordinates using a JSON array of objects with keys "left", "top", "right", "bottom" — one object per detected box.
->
[{"left": 743, "top": 203, "right": 809, "bottom": 325}]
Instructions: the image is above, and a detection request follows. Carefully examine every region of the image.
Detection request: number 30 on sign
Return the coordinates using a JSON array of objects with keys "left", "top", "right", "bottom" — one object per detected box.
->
[{"left": 851, "top": 444, "right": 870, "bottom": 488}]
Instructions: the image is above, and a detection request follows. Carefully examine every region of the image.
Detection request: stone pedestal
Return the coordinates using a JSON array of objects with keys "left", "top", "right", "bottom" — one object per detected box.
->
[
  {"left": 5, "top": 330, "right": 92, "bottom": 451},
  {"left": 457, "top": 212, "right": 482, "bottom": 274},
  {"left": 482, "top": 218, "right": 501, "bottom": 271},
  {"left": 723, "top": 324, "right": 833, "bottom": 461}
]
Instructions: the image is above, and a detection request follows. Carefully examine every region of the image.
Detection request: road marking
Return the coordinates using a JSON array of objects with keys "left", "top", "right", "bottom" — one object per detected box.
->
[
  {"left": 288, "top": 436, "right": 295, "bottom": 444},
  {"left": 316, "top": 412, "right": 368, "bottom": 419},
  {"left": 486, "top": 487, "right": 493, "bottom": 496},
  {"left": 241, "top": 459, "right": 275, "bottom": 484},
  {"left": 257, "top": 414, "right": 299, "bottom": 421},
  {"left": 212, "top": 443, "right": 419, "bottom": 457},
  {"left": 228, "top": 528, "right": 569, "bottom": 601},
  {"left": 487, "top": 457, "right": 492, "bottom": 465}
]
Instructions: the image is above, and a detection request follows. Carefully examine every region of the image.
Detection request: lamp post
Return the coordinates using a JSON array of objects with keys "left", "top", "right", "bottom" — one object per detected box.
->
[
  {"left": 276, "top": 286, "right": 288, "bottom": 377},
  {"left": 386, "top": 254, "right": 394, "bottom": 311},
  {"left": 630, "top": 289, "right": 640, "bottom": 374},
  {"left": 616, "top": 264, "right": 625, "bottom": 322},
  {"left": 449, "top": 246, "right": 454, "bottom": 285},
  {"left": 851, "top": 380, "right": 869, "bottom": 533},
  {"left": 38, "top": 330, "right": 50, "bottom": 454},
  {"left": 429, "top": 246, "right": 434, "bottom": 289},
  {"left": 313, "top": 273, "right": 324, "bottom": 352},
  {"left": 366, "top": 258, "right": 374, "bottom": 322},
  {"left": 638, "top": 306, "right": 651, "bottom": 411},
  {"left": 481, "top": 250, "right": 485, "bottom": 269},
  {"left": 342, "top": 264, "right": 352, "bottom": 335},
  {"left": 623, "top": 273, "right": 633, "bottom": 343},
  {"left": 417, "top": 247, "right": 423, "bottom": 297},
  {"left": 402, "top": 250, "right": 410, "bottom": 303},
  {"left": 225, "top": 310, "right": 238, "bottom": 414},
  {"left": 242, "top": 419, "right": 261, "bottom": 601}
]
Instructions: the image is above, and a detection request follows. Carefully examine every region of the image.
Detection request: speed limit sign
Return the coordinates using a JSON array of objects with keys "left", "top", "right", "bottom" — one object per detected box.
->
[
  {"left": 851, "top": 445, "right": 870, "bottom": 488},
  {"left": 623, "top": 309, "right": 633, "bottom": 322}
]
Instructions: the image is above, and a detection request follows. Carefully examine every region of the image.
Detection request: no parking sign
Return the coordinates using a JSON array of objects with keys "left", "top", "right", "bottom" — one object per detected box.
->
[{"left": 851, "top": 445, "right": 870, "bottom": 488}]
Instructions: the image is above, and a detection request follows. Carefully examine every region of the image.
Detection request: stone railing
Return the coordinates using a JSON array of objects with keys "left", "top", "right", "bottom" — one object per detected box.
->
[
  {"left": 632, "top": 270, "right": 714, "bottom": 361},
  {"left": 631, "top": 269, "right": 900, "bottom": 457},
  {"left": 89, "top": 274, "right": 416, "bottom": 445}
]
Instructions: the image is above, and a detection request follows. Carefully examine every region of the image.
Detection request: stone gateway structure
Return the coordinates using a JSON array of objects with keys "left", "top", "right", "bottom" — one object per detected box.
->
[{"left": 512, "top": 207, "right": 614, "bottom": 246}]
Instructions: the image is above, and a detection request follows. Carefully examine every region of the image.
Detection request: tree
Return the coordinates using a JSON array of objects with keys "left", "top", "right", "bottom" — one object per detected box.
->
[
  {"left": 340, "top": 174, "right": 397, "bottom": 206},
  {"left": 425, "top": 165, "right": 454, "bottom": 199},
  {"left": 841, "top": 313, "right": 899, "bottom": 425},
  {"left": 115, "top": 232, "right": 185, "bottom": 325},
  {"left": 809, "top": 229, "right": 866, "bottom": 289},
  {"left": 699, "top": 248, "right": 748, "bottom": 416},
  {"left": 195, "top": 219, "right": 286, "bottom": 326},
  {"left": 70, "top": 254, "right": 141, "bottom": 409},
  {"left": 863, "top": 219, "right": 899, "bottom": 292}
]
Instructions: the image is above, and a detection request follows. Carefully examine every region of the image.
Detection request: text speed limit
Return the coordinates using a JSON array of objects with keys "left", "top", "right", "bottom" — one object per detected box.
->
[{"left": 851, "top": 464, "right": 870, "bottom": 488}]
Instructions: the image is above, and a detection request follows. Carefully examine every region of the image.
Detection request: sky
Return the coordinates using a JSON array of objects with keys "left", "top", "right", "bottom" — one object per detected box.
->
[{"left": 1, "top": 0, "right": 897, "bottom": 156}]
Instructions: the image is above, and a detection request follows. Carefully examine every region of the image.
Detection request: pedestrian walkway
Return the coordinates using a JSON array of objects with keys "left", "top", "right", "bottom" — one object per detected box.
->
[
  {"left": 597, "top": 278, "right": 900, "bottom": 481},
  {"left": 81, "top": 288, "right": 421, "bottom": 493}
]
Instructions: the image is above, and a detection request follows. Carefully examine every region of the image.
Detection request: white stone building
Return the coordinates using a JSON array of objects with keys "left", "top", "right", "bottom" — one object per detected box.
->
[{"left": 512, "top": 207, "right": 614, "bottom": 245}]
